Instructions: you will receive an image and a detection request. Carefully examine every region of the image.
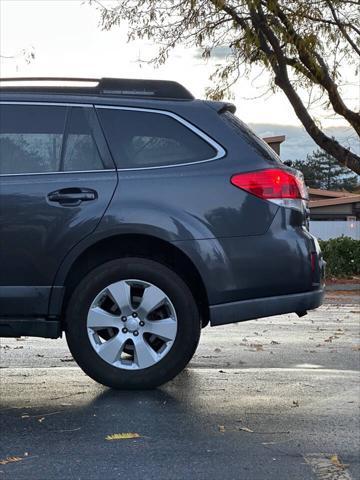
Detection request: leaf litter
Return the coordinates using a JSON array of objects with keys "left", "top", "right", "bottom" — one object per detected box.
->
[{"left": 105, "top": 433, "right": 141, "bottom": 441}]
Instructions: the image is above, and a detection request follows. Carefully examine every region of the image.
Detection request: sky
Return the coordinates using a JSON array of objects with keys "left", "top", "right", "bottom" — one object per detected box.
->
[{"left": 0, "top": 0, "right": 359, "bottom": 160}]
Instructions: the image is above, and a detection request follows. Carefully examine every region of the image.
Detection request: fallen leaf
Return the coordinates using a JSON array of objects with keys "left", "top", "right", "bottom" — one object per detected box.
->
[
  {"left": 324, "top": 336, "right": 334, "bottom": 343},
  {"left": 218, "top": 425, "right": 226, "bottom": 433},
  {"left": 60, "top": 358, "right": 74, "bottom": 363},
  {"left": 38, "top": 417, "right": 45, "bottom": 423},
  {"left": 270, "top": 340, "right": 280, "bottom": 345},
  {"left": 239, "top": 427, "right": 253, "bottom": 433},
  {"left": 105, "top": 433, "right": 141, "bottom": 441},
  {"left": 0, "top": 456, "right": 23, "bottom": 465},
  {"left": 291, "top": 400, "right": 299, "bottom": 407},
  {"left": 330, "top": 454, "right": 348, "bottom": 469}
]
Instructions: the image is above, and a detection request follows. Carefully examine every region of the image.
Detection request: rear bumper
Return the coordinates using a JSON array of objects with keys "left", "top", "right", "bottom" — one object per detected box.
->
[{"left": 209, "top": 288, "right": 325, "bottom": 326}]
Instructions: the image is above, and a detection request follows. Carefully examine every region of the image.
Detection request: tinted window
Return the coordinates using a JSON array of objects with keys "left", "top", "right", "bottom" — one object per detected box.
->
[
  {"left": 0, "top": 104, "right": 66, "bottom": 174},
  {"left": 97, "top": 108, "right": 217, "bottom": 168},
  {"left": 221, "top": 111, "right": 281, "bottom": 164},
  {"left": 63, "top": 107, "right": 103, "bottom": 171}
]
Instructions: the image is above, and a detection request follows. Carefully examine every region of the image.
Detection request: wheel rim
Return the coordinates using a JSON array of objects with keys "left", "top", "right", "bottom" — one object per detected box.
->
[{"left": 86, "top": 279, "right": 178, "bottom": 370}]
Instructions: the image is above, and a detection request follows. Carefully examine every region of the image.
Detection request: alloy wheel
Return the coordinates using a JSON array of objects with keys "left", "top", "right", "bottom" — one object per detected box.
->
[{"left": 87, "top": 279, "right": 178, "bottom": 370}]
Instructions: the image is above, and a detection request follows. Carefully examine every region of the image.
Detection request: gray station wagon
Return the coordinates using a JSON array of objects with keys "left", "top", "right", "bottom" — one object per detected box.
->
[{"left": 0, "top": 77, "right": 325, "bottom": 389}]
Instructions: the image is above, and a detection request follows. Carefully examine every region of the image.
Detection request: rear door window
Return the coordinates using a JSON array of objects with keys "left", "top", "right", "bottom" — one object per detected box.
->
[
  {"left": 0, "top": 104, "right": 105, "bottom": 174},
  {"left": 62, "top": 107, "right": 104, "bottom": 171},
  {"left": 0, "top": 104, "right": 66, "bottom": 174},
  {"left": 97, "top": 108, "right": 217, "bottom": 168}
]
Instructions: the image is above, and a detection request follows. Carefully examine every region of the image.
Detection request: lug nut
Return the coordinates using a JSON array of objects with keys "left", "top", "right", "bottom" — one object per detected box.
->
[
  {"left": 132, "top": 312, "right": 138, "bottom": 318},
  {"left": 139, "top": 321, "right": 145, "bottom": 327},
  {"left": 133, "top": 330, "right": 139, "bottom": 336},
  {"left": 121, "top": 316, "right": 127, "bottom": 322},
  {"left": 122, "top": 327, "right": 128, "bottom": 334}
]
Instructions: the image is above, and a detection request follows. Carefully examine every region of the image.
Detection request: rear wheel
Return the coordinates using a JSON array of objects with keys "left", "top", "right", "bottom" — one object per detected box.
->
[{"left": 65, "top": 258, "right": 201, "bottom": 389}]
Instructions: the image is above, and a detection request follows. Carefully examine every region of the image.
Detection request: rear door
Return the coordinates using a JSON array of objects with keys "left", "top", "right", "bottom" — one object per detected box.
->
[{"left": 0, "top": 102, "right": 117, "bottom": 316}]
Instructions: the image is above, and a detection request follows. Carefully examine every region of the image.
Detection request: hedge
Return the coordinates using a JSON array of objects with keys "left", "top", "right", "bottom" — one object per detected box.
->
[{"left": 319, "top": 236, "right": 360, "bottom": 278}]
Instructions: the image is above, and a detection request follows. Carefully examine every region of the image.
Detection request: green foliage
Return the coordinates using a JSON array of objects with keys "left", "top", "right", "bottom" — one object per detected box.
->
[
  {"left": 319, "top": 237, "right": 360, "bottom": 278},
  {"left": 292, "top": 148, "right": 359, "bottom": 191}
]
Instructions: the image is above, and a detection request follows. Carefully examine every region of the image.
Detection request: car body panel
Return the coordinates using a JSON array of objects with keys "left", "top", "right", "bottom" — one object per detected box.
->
[
  {"left": 0, "top": 171, "right": 118, "bottom": 315},
  {"left": 0, "top": 88, "right": 324, "bottom": 334}
]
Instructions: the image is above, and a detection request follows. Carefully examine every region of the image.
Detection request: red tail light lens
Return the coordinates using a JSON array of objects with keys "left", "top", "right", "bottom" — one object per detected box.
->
[{"left": 231, "top": 169, "right": 308, "bottom": 200}]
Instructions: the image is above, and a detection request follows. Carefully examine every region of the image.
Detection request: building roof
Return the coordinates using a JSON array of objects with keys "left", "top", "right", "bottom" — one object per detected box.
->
[
  {"left": 309, "top": 195, "right": 360, "bottom": 208},
  {"left": 262, "top": 135, "right": 285, "bottom": 144},
  {"left": 308, "top": 188, "right": 356, "bottom": 198}
]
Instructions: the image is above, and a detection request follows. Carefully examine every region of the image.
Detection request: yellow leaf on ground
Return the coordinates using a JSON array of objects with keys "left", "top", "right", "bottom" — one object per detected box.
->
[
  {"left": 0, "top": 456, "right": 23, "bottom": 465},
  {"left": 330, "top": 454, "right": 347, "bottom": 469},
  {"left": 105, "top": 433, "right": 141, "bottom": 441},
  {"left": 239, "top": 427, "right": 254, "bottom": 433}
]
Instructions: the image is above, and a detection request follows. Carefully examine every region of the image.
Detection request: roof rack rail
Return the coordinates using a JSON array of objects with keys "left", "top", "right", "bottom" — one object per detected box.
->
[{"left": 0, "top": 77, "right": 195, "bottom": 100}]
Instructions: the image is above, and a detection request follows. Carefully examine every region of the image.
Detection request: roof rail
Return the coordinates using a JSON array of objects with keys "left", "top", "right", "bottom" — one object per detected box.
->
[{"left": 0, "top": 77, "right": 195, "bottom": 100}]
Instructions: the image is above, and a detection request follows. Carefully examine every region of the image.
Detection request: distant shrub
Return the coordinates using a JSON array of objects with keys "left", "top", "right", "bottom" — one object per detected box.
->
[{"left": 319, "top": 236, "right": 360, "bottom": 278}]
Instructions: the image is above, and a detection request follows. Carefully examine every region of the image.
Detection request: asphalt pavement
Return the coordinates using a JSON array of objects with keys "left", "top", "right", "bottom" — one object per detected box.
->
[{"left": 0, "top": 298, "right": 359, "bottom": 480}]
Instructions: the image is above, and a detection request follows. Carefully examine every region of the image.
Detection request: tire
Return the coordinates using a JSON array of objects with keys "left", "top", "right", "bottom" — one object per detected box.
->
[{"left": 65, "top": 257, "right": 201, "bottom": 389}]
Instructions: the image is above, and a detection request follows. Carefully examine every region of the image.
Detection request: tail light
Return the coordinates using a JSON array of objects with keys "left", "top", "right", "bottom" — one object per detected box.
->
[{"left": 231, "top": 168, "right": 308, "bottom": 211}]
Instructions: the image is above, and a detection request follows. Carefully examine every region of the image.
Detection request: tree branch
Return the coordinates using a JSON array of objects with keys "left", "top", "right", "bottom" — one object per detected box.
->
[
  {"left": 325, "top": 0, "right": 360, "bottom": 56},
  {"left": 268, "top": 0, "right": 360, "bottom": 137},
  {"left": 249, "top": 2, "right": 360, "bottom": 173}
]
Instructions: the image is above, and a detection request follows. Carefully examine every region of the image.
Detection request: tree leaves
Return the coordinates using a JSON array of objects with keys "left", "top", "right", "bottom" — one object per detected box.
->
[{"left": 89, "top": 0, "right": 360, "bottom": 173}]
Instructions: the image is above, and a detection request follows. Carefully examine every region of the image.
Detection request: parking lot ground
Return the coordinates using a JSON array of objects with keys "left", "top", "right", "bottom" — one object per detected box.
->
[{"left": 0, "top": 300, "right": 359, "bottom": 480}]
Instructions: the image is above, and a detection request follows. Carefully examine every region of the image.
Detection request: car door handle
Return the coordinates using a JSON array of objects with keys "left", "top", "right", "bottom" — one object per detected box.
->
[{"left": 47, "top": 188, "right": 97, "bottom": 206}]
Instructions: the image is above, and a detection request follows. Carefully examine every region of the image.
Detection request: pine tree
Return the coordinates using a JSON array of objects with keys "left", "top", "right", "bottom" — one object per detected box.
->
[{"left": 292, "top": 148, "right": 359, "bottom": 191}]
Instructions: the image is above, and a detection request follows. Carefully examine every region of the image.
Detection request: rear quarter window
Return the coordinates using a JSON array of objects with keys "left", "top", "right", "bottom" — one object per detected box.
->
[
  {"left": 97, "top": 108, "right": 217, "bottom": 169},
  {"left": 221, "top": 111, "right": 281, "bottom": 164}
]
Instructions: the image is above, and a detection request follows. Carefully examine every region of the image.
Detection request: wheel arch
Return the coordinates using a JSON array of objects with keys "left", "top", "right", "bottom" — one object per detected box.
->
[{"left": 57, "top": 233, "right": 210, "bottom": 328}]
